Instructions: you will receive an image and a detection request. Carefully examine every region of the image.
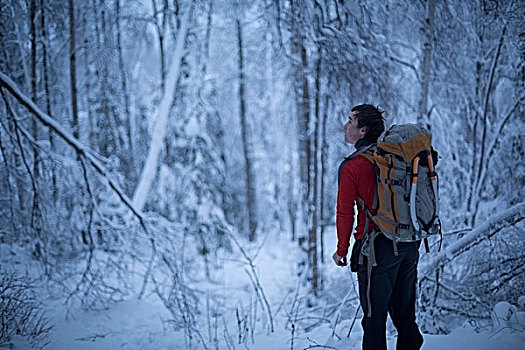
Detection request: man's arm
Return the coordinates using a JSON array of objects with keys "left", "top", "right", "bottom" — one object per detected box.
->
[{"left": 334, "top": 161, "right": 358, "bottom": 265}]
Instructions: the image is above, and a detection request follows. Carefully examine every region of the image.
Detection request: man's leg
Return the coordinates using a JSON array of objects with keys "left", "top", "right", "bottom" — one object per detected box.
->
[
  {"left": 357, "top": 235, "right": 401, "bottom": 350},
  {"left": 388, "top": 242, "right": 423, "bottom": 350}
]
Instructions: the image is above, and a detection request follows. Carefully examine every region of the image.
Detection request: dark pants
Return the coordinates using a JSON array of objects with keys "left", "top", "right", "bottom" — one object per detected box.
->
[{"left": 351, "top": 234, "right": 423, "bottom": 350}]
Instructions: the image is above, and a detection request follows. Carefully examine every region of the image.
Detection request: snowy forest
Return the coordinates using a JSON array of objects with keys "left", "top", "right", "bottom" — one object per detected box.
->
[{"left": 0, "top": 0, "right": 524, "bottom": 349}]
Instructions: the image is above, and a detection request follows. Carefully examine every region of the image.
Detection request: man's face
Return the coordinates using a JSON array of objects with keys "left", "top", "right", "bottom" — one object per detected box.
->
[{"left": 343, "top": 111, "right": 367, "bottom": 144}]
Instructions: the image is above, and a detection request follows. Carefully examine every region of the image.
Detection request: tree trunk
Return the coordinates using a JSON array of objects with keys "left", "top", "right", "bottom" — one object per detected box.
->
[
  {"left": 237, "top": 18, "right": 257, "bottom": 241},
  {"left": 297, "top": 42, "right": 310, "bottom": 216},
  {"left": 116, "top": 0, "right": 134, "bottom": 193},
  {"left": 82, "top": 4, "right": 96, "bottom": 150},
  {"left": 417, "top": 0, "right": 436, "bottom": 129},
  {"left": 40, "top": 0, "right": 56, "bottom": 201},
  {"left": 466, "top": 27, "right": 506, "bottom": 227},
  {"left": 319, "top": 94, "right": 329, "bottom": 263},
  {"left": 288, "top": 153, "right": 296, "bottom": 241},
  {"left": 132, "top": 2, "right": 193, "bottom": 212},
  {"left": 471, "top": 26, "right": 506, "bottom": 226},
  {"left": 98, "top": 0, "right": 121, "bottom": 157},
  {"left": 116, "top": 0, "right": 131, "bottom": 152},
  {"left": 29, "top": 0, "right": 41, "bottom": 237},
  {"left": 30, "top": 0, "right": 40, "bottom": 180},
  {"left": 152, "top": 0, "right": 166, "bottom": 93},
  {"left": 290, "top": 1, "right": 310, "bottom": 237},
  {"left": 308, "top": 55, "right": 322, "bottom": 296},
  {"left": 69, "top": 0, "right": 79, "bottom": 140}
]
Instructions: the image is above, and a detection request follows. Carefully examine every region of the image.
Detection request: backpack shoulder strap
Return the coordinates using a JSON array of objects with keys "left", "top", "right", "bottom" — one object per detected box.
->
[
  {"left": 338, "top": 144, "right": 376, "bottom": 186},
  {"left": 360, "top": 151, "right": 375, "bottom": 165}
]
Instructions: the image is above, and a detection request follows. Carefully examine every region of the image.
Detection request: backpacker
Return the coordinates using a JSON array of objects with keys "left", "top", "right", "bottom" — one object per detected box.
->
[{"left": 358, "top": 124, "right": 442, "bottom": 254}]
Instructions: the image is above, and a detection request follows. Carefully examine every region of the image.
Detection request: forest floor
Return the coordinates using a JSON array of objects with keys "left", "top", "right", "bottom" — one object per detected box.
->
[{"left": 9, "top": 229, "right": 525, "bottom": 350}]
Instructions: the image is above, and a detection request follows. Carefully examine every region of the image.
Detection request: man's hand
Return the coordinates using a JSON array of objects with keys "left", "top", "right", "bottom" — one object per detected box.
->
[{"left": 332, "top": 252, "right": 347, "bottom": 266}]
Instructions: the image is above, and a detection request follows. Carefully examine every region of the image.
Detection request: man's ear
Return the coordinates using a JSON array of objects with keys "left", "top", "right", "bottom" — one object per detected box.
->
[{"left": 359, "top": 126, "right": 369, "bottom": 135}]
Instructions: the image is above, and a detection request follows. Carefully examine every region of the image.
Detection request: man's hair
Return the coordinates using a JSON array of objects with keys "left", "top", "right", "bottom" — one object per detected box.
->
[{"left": 351, "top": 104, "right": 385, "bottom": 142}]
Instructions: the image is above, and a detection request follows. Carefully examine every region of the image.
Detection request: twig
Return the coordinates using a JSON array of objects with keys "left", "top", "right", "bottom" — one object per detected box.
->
[
  {"left": 207, "top": 293, "right": 212, "bottom": 344},
  {"left": 290, "top": 323, "right": 295, "bottom": 350},
  {"left": 222, "top": 316, "right": 235, "bottom": 350},
  {"left": 230, "top": 234, "right": 274, "bottom": 332},
  {"left": 346, "top": 305, "right": 361, "bottom": 338},
  {"left": 251, "top": 294, "right": 256, "bottom": 344},
  {"left": 330, "top": 283, "right": 353, "bottom": 338},
  {"left": 236, "top": 308, "right": 242, "bottom": 344},
  {"left": 302, "top": 337, "right": 337, "bottom": 349}
]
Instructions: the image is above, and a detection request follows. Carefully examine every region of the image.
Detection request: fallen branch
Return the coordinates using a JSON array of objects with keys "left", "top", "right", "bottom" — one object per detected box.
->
[
  {"left": 303, "top": 337, "right": 337, "bottom": 350},
  {"left": 0, "top": 71, "right": 156, "bottom": 297},
  {"left": 420, "top": 202, "right": 525, "bottom": 277},
  {"left": 0, "top": 71, "right": 144, "bottom": 228}
]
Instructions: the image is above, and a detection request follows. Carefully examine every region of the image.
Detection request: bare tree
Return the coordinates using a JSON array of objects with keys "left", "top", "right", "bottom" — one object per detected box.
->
[
  {"left": 39, "top": 0, "right": 57, "bottom": 200},
  {"left": 291, "top": 4, "right": 310, "bottom": 227},
  {"left": 115, "top": 0, "right": 133, "bottom": 182},
  {"left": 417, "top": 0, "right": 436, "bottom": 129},
  {"left": 236, "top": 17, "right": 258, "bottom": 241},
  {"left": 69, "top": 0, "right": 79, "bottom": 140},
  {"left": 307, "top": 53, "right": 322, "bottom": 295}
]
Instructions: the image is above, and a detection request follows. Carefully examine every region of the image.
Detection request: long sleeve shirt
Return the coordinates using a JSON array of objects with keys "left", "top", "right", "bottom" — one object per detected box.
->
[{"left": 336, "top": 151, "right": 377, "bottom": 257}]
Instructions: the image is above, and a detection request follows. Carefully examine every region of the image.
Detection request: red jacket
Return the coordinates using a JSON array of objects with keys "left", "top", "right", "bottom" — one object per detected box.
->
[{"left": 336, "top": 154, "right": 377, "bottom": 257}]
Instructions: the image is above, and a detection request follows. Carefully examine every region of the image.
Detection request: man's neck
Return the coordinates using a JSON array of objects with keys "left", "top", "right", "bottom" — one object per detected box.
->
[{"left": 355, "top": 138, "right": 374, "bottom": 149}]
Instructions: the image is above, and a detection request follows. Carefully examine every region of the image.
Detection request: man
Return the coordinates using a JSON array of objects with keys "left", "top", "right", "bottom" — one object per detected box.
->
[{"left": 332, "top": 104, "right": 424, "bottom": 350}]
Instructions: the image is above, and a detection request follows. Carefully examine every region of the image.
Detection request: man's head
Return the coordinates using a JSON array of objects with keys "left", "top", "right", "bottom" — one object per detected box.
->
[{"left": 343, "top": 104, "right": 385, "bottom": 144}]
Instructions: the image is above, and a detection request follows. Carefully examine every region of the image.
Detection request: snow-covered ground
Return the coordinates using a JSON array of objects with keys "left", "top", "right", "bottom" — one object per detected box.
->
[{"left": 11, "top": 230, "right": 524, "bottom": 350}]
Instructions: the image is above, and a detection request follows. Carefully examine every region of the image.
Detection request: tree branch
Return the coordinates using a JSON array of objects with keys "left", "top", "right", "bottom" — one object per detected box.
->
[
  {"left": 420, "top": 202, "right": 525, "bottom": 277},
  {"left": 0, "top": 71, "right": 156, "bottom": 297}
]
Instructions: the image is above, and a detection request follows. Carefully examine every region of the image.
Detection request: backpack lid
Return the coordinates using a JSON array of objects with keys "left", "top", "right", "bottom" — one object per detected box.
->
[{"left": 377, "top": 124, "right": 432, "bottom": 162}]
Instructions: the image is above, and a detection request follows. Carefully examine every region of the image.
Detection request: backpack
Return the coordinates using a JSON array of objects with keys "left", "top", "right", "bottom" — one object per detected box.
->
[
  {"left": 346, "top": 124, "right": 442, "bottom": 317},
  {"left": 358, "top": 124, "right": 442, "bottom": 253}
]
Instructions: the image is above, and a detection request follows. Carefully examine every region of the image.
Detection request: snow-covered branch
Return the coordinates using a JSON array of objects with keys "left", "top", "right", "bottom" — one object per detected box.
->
[
  {"left": 420, "top": 202, "right": 525, "bottom": 277},
  {"left": 131, "top": 1, "right": 193, "bottom": 212},
  {"left": 0, "top": 72, "right": 158, "bottom": 298},
  {"left": 388, "top": 55, "right": 421, "bottom": 83},
  {"left": 0, "top": 70, "right": 148, "bottom": 233}
]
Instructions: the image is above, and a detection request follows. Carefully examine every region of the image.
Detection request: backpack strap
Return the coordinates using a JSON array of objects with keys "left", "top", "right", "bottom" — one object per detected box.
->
[
  {"left": 357, "top": 228, "right": 379, "bottom": 318},
  {"left": 356, "top": 196, "right": 380, "bottom": 318},
  {"left": 338, "top": 144, "right": 376, "bottom": 186}
]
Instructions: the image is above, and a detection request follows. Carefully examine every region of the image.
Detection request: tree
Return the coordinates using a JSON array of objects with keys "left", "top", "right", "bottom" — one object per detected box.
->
[
  {"left": 237, "top": 17, "right": 258, "bottom": 241},
  {"left": 68, "top": 0, "right": 79, "bottom": 140},
  {"left": 132, "top": 1, "right": 193, "bottom": 212},
  {"left": 417, "top": 0, "right": 437, "bottom": 129}
]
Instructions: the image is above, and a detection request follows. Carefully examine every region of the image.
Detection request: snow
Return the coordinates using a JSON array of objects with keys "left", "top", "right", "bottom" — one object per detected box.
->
[{"left": 10, "top": 230, "right": 519, "bottom": 350}]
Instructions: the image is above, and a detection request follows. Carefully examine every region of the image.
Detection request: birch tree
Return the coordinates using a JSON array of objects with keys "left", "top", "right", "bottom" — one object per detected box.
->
[
  {"left": 132, "top": 1, "right": 193, "bottom": 212},
  {"left": 417, "top": 0, "right": 436, "bottom": 129}
]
